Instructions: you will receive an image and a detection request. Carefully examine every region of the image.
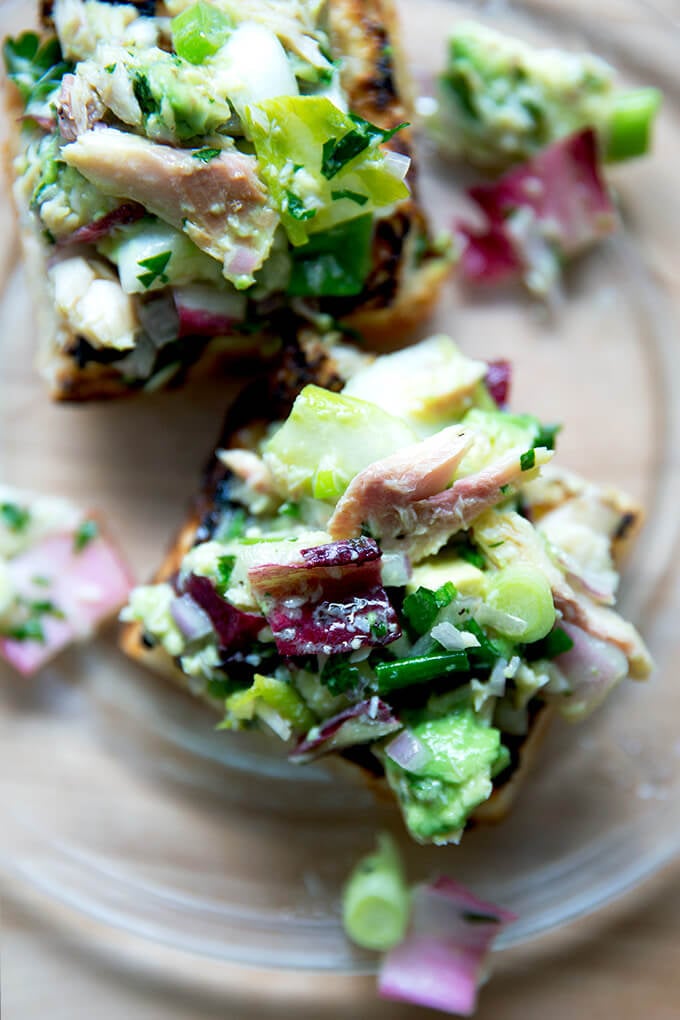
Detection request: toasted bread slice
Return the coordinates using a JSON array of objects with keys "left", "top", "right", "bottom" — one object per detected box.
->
[
  {"left": 4, "top": 0, "right": 449, "bottom": 400},
  {"left": 120, "top": 333, "right": 645, "bottom": 829}
]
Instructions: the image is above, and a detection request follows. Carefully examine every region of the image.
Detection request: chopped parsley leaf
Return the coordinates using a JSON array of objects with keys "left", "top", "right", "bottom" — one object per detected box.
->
[
  {"left": 132, "top": 73, "right": 159, "bottom": 116},
  {"left": 520, "top": 448, "right": 536, "bottom": 471},
  {"left": 1, "top": 502, "right": 30, "bottom": 532},
  {"left": 321, "top": 655, "right": 361, "bottom": 695},
  {"left": 456, "top": 538, "right": 485, "bottom": 570},
  {"left": 527, "top": 626, "right": 574, "bottom": 660},
  {"left": 403, "top": 581, "right": 457, "bottom": 635},
  {"left": 534, "top": 423, "right": 561, "bottom": 451},
  {"left": 192, "top": 147, "right": 221, "bottom": 163},
  {"left": 137, "top": 251, "right": 171, "bottom": 289},
  {"left": 73, "top": 519, "right": 98, "bottom": 552},
  {"left": 286, "top": 191, "right": 317, "bottom": 221},
  {"left": 331, "top": 188, "right": 368, "bottom": 206},
  {"left": 320, "top": 115, "right": 408, "bottom": 179},
  {"left": 104, "top": 63, "right": 117, "bottom": 73}
]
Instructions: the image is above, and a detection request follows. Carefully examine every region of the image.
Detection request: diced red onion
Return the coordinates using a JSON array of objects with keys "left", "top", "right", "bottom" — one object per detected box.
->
[
  {"left": 484, "top": 360, "right": 511, "bottom": 409},
  {"left": 548, "top": 621, "right": 628, "bottom": 720},
  {"left": 383, "top": 149, "right": 411, "bottom": 182},
  {"left": 62, "top": 203, "right": 146, "bottom": 247},
  {"left": 380, "top": 551, "right": 412, "bottom": 588},
  {"left": 174, "top": 285, "right": 246, "bottom": 337},
  {"left": 138, "top": 291, "right": 180, "bottom": 348},
  {"left": 170, "top": 593, "right": 214, "bottom": 642},
  {"left": 384, "top": 729, "right": 432, "bottom": 772},
  {"left": 379, "top": 876, "right": 516, "bottom": 1017},
  {"left": 431, "top": 621, "right": 480, "bottom": 652},
  {"left": 289, "top": 697, "right": 401, "bottom": 763}
]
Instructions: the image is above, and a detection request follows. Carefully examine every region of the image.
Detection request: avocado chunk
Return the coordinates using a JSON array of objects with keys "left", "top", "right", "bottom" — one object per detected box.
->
[
  {"left": 383, "top": 701, "right": 503, "bottom": 844},
  {"left": 430, "top": 21, "right": 661, "bottom": 169}
]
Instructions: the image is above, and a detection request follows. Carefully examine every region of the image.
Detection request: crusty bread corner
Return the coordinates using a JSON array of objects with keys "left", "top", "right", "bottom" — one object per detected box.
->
[{"left": 6, "top": 0, "right": 449, "bottom": 400}]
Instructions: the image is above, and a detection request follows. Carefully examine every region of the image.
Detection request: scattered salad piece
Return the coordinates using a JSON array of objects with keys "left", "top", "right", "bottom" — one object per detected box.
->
[
  {"left": 121, "top": 334, "right": 651, "bottom": 845},
  {"left": 342, "top": 834, "right": 515, "bottom": 1015},
  {"left": 0, "top": 487, "right": 133, "bottom": 676},
  {"left": 3, "top": 0, "right": 449, "bottom": 399},
  {"left": 427, "top": 20, "right": 662, "bottom": 170},
  {"left": 455, "top": 129, "right": 618, "bottom": 296},
  {"left": 378, "top": 874, "right": 516, "bottom": 1016}
]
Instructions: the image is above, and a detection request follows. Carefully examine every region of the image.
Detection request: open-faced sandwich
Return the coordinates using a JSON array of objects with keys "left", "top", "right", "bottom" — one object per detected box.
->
[
  {"left": 121, "top": 333, "right": 652, "bottom": 844},
  {"left": 0, "top": 486, "right": 132, "bottom": 675},
  {"left": 3, "top": 0, "right": 448, "bottom": 400}
]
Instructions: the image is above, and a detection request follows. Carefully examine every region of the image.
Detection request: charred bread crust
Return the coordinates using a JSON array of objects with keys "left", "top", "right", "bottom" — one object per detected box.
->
[
  {"left": 8, "top": 0, "right": 448, "bottom": 400},
  {"left": 120, "top": 329, "right": 344, "bottom": 699}
]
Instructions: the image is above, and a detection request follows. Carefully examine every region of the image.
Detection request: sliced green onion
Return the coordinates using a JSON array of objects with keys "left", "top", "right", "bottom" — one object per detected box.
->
[
  {"left": 321, "top": 655, "right": 361, "bottom": 694},
  {"left": 342, "top": 833, "right": 410, "bottom": 951},
  {"left": 171, "top": 2, "right": 232, "bottom": 64},
  {"left": 604, "top": 88, "right": 662, "bottom": 162},
  {"left": 374, "top": 650, "right": 469, "bottom": 694},
  {"left": 485, "top": 565, "right": 555, "bottom": 644}
]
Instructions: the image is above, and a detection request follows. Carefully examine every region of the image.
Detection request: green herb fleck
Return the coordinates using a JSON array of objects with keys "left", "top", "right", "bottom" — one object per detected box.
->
[
  {"left": 456, "top": 538, "right": 485, "bottom": 570},
  {"left": 499, "top": 484, "right": 511, "bottom": 495},
  {"left": 286, "top": 191, "right": 317, "bottom": 221},
  {"left": 520, "top": 448, "right": 536, "bottom": 472},
  {"left": 321, "top": 655, "right": 361, "bottom": 695},
  {"left": 137, "top": 251, "right": 172, "bottom": 289},
  {"left": 73, "top": 519, "right": 98, "bottom": 552},
  {"left": 32, "top": 575, "right": 51, "bottom": 588},
  {"left": 104, "top": 63, "right": 117, "bottom": 73},
  {"left": 528, "top": 626, "right": 574, "bottom": 660},
  {"left": 1, "top": 502, "right": 30, "bottom": 533},
  {"left": 132, "top": 73, "right": 159, "bottom": 116},
  {"left": 331, "top": 189, "right": 369, "bottom": 206},
  {"left": 320, "top": 115, "right": 408, "bottom": 179},
  {"left": 4, "top": 618, "right": 45, "bottom": 643},
  {"left": 216, "top": 554, "right": 236, "bottom": 597},
  {"left": 402, "top": 581, "right": 457, "bottom": 635},
  {"left": 223, "top": 507, "right": 247, "bottom": 539},
  {"left": 534, "top": 423, "right": 561, "bottom": 451},
  {"left": 192, "top": 147, "right": 221, "bottom": 163},
  {"left": 277, "top": 502, "right": 301, "bottom": 519}
]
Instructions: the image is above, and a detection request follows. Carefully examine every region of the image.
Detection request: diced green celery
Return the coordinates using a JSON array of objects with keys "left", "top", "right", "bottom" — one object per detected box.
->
[
  {"left": 288, "top": 215, "right": 373, "bottom": 297},
  {"left": 604, "top": 88, "right": 662, "bottom": 162},
  {"left": 224, "top": 673, "right": 315, "bottom": 735},
  {"left": 171, "top": 2, "right": 232, "bottom": 64},
  {"left": 342, "top": 833, "right": 410, "bottom": 951},
  {"left": 485, "top": 564, "right": 555, "bottom": 643},
  {"left": 263, "top": 385, "right": 417, "bottom": 502},
  {"left": 243, "top": 97, "right": 408, "bottom": 245},
  {"left": 373, "top": 651, "right": 469, "bottom": 694}
]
